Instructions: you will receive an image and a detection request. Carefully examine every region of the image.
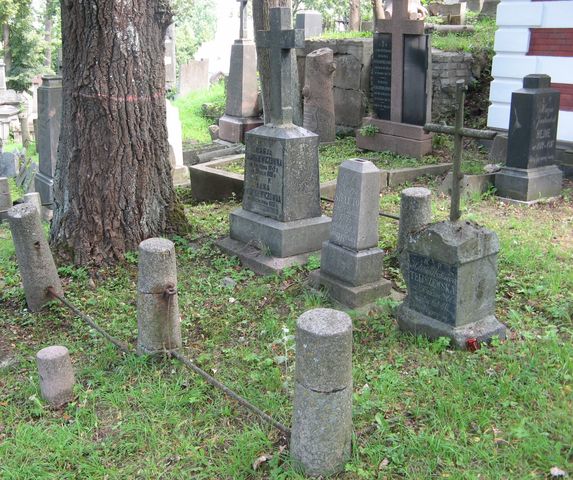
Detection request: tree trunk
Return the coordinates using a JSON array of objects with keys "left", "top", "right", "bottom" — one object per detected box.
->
[
  {"left": 3, "top": 23, "right": 11, "bottom": 72},
  {"left": 349, "top": 0, "right": 361, "bottom": 31},
  {"left": 252, "top": 0, "right": 302, "bottom": 126},
  {"left": 44, "top": 2, "right": 52, "bottom": 69},
  {"left": 372, "top": 0, "right": 385, "bottom": 20},
  {"left": 51, "top": 0, "right": 187, "bottom": 266}
]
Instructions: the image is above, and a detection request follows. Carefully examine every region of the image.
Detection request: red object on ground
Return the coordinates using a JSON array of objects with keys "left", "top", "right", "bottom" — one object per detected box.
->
[{"left": 466, "top": 338, "right": 480, "bottom": 352}]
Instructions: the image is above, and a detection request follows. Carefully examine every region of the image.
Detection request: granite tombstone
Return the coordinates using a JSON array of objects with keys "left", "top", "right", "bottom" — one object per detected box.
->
[
  {"left": 356, "top": 0, "right": 432, "bottom": 158},
  {"left": 495, "top": 74, "right": 562, "bottom": 203},
  {"left": 218, "top": 7, "right": 331, "bottom": 274},
  {"left": 219, "top": 0, "right": 264, "bottom": 143}
]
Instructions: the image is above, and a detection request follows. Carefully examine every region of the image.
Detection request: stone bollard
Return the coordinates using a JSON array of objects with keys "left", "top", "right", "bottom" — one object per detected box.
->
[
  {"left": 0, "top": 177, "right": 12, "bottom": 221},
  {"left": 397, "top": 187, "right": 431, "bottom": 253},
  {"left": 7, "top": 203, "right": 63, "bottom": 311},
  {"left": 136, "top": 238, "right": 182, "bottom": 355},
  {"left": 23, "top": 192, "right": 42, "bottom": 215},
  {"left": 36, "top": 345, "right": 75, "bottom": 407},
  {"left": 291, "top": 308, "right": 353, "bottom": 476}
]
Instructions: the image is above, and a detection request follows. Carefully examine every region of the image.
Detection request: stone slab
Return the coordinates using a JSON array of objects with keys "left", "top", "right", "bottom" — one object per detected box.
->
[
  {"left": 219, "top": 115, "right": 264, "bottom": 144},
  {"left": 311, "top": 269, "right": 391, "bottom": 309},
  {"left": 387, "top": 163, "right": 452, "bottom": 186},
  {"left": 439, "top": 172, "right": 495, "bottom": 197},
  {"left": 361, "top": 117, "right": 432, "bottom": 141},
  {"left": 321, "top": 241, "right": 384, "bottom": 286},
  {"left": 229, "top": 207, "right": 331, "bottom": 258},
  {"left": 397, "top": 304, "right": 507, "bottom": 349},
  {"left": 356, "top": 131, "right": 432, "bottom": 158},
  {"left": 189, "top": 157, "right": 245, "bottom": 202},
  {"left": 217, "top": 236, "right": 321, "bottom": 276},
  {"left": 495, "top": 165, "right": 562, "bottom": 202}
]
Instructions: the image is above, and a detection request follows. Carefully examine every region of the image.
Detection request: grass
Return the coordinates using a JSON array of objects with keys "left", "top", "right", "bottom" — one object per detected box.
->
[
  {"left": 0, "top": 175, "right": 571, "bottom": 478},
  {"left": 213, "top": 136, "right": 491, "bottom": 181},
  {"left": 173, "top": 82, "right": 226, "bottom": 143}
]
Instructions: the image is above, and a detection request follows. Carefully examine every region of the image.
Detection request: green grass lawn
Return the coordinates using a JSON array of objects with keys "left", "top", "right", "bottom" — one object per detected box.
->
[{"left": 0, "top": 177, "right": 571, "bottom": 478}]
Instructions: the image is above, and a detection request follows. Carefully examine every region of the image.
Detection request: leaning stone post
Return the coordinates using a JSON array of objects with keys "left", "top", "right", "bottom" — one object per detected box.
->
[
  {"left": 7, "top": 203, "right": 63, "bottom": 311},
  {"left": 36, "top": 345, "right": 75, "bottom": 407},
  {"left": 291, "top": 308, "right": 353, "bottom": 476},
  {"left": 398, "top": 187, "right": 432, "bottom": 253},
  {"left": 136, "top": 238, "right": 182, "bottom": 355}
]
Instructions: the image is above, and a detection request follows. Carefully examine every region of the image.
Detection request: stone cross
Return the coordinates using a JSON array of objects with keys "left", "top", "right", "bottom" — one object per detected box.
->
[
  {"left": 256, "top": 7, "right": 304, "bottom": 125},
  {"left": 375, "top": 0, "right": 424, "bottom": 123},
  {"left": 237, "top": 0, "right": 248, "bottom": 39}
]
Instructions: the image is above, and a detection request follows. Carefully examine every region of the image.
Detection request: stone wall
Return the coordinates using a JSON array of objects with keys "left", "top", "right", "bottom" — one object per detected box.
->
[{"left": 297, "top": 38, "right": 483, "bottom": 127}]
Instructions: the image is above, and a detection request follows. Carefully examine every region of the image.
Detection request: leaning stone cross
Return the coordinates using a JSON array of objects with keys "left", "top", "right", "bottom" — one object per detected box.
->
[
  {"left": 255, "top": 7, "right": 304, "bottom": 125},
  {"left": 375, "top": 0, "right": 424, "bottom": 123},
  {"left": 237, "top": 0, "right": 248, "bottom": 39}
]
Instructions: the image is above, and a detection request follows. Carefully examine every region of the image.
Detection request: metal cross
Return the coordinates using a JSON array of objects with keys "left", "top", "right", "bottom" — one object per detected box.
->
[
  {"left": 255, "top": 7, "right": 304, "bottom": 125},
  {"left": 375, "top": 0, "right": 424, "bottom": 123},
  {"left": 237, "top": 0, "right": 248, "bottom": 40}
]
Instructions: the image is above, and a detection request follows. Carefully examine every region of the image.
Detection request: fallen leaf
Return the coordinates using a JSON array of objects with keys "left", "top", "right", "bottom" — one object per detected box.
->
[
  {"left": 550, "top": 467, "right": 567, "bottom": 478},
  {"left": 379, "top": 458, "right": 389, "bottom": 470},
  {"left": 253, "top": 454, "right": 273, "bottom": 470}
]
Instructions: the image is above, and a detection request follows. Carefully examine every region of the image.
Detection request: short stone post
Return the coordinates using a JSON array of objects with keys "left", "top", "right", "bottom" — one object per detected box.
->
[
  {"left": 7, "top": 203, "right": 63, "bottom": 311},
  {"left": 0, "top": 177, "right": 12, "bottom": 221},
  {"left": 397, "top": 187, "right": 432, "bottom": 253},
  {"left": 291, "top": 308, "right": 353, "bottom": 476},
  {"left": 36, "top": 345, "right": 75, "bottom": 407},
  {"left": 23, "top": 192, "right": 42, "bottom": 215},
  {"left": 136, "top": 238, "right": 182, "bottom": 355}
]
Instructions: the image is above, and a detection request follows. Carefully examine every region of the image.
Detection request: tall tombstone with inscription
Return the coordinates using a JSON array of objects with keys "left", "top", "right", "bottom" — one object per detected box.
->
[
  {"left": 356, "top": 0, "right": 432, "bottom": 158},
  {"left": 495, "top": 74, "right": 562, "bottom": 203},
  {"left": 219, "top": 0, "right": 264, "bottom": 143},
  {"left": 312, "top": 159, "right": 391, "bottom": 308},
  {"left": 35, "top": 75, "right": 62, "bottom": 208},
  {"left": 164, "top": 24, "right": 177, "bottom": 91},
  {"left": 218, "top": 7, "right": 331, "bottom": 275}
]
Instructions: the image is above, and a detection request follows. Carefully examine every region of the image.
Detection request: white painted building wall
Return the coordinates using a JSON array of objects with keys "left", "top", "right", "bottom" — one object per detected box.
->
[{"left": 487, "top": 0, "right": 573, "bottom": 142}]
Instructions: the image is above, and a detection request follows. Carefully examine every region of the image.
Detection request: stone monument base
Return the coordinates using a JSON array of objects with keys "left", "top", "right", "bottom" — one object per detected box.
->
[
  {"left": 397, "top": 304, "right": 507, "bottom": 349},
  {"left": 228, "top": 207, "right": 330, "bottom": 257},
  {"left": 495, "top": 165, "right": 562, "bottom": 203},
  {"left": 310, "top": 269, "right": 391, "bottom": 309},
  {"left": 172, "top": 165, "right": 190, "bottom": 187},
  {"left": 219, "top": 115, "right": 264, "bottom": 144},
  {"left": 217, "top": 236, "right": 322, "bottom": 276},
  {"left": 356, "top": 117, "right": 432, "bottom": 159}
]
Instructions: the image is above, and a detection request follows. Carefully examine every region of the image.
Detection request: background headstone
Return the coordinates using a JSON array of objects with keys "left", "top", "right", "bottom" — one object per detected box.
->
[
  {"left": 302, "top": 48, "right": 336, "bottom": 143},
  {"left": 35, "top": 75, "right": 62, "bottom": 208},
  {"left": 495, "top": 74, "right": 563, "bottom": 202},
  {"left": 0, "top": 177, "right": 12, "bottom": 221},
  {"left": 295, "top": 10, "right": 323, "bottom": 39},
  {"left": 0, "top": 151, "right": 18, "bottom": 178},
  {"left": 179, "top": 60, "right": 209, "bottom": 96},
  {"left": 166, "top": 100, "right": 189, "bottom": 186},
  {"left": 164, "top": 24, "right": 177, "bottom": 90}
]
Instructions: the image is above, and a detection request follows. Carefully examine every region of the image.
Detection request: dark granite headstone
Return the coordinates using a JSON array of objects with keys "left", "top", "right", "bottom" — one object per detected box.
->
[
  {"left": 495, "top": 74, "right": 562, "bottom": 203},
  {"left": 402, "top": 35, "right": 429, "bottom": 126},
  {"left": 371, "top": 34, "right": 392, "bottom": 120}
]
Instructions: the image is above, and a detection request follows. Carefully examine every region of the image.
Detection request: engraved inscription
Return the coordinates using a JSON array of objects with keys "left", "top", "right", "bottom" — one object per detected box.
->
[
  {"left": 244, "top": 142, "right": 284, "bottom": 219},
  {"left": 372, "top": 33, "right": 392, "bottom": 120},
  {"left": 408, "top": 253, "right": 458, "bottom": 325},
  {"left": 529, "top": 96, "right": 558, "bottom": 166}
]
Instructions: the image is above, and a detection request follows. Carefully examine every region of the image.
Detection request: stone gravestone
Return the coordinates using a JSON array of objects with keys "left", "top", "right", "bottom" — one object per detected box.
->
[
  {"left": 0, "top": 151, "right": 18, "bottom": 177},
  {"left": 356, "top": 0, "right": 432, "bottom": 158},
  {"left": 179, "top": 59, "right": 209, "bottom": 96},
  {"left": 218, "top": 7, "right": 331, "bottom": 275},
  {"left": 35, "top": 75, "right": 62, "bottom": 208},
  {"left": 0, "top": 177, "right": 12, "bottom": 221},
  {"left": 16, "top": 155, "right": 38, "bottom": 194},
  {"left": 219, "top": 0, "right": 264, "bottom": 144},
  {"left": 295, "top": 10, "right": 323, "bottom": 39},
  {"left": 312, "top": 159, "right": 391, "bottom": 308},
  {"left": 495, "top": 74, "right": 562, "bottom": 203},
  {"left": 302, "top": 48, "right": 336, "bottom": 144},
  {"left": 166, "top": 100, "right": 189, "bottom": 186},
  {"left": 164, "top": 24, "right": 177, "bottom": 91}
]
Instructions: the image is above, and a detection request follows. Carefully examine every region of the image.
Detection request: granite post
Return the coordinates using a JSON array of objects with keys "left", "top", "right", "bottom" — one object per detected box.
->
[
  {"left": 7, "top": 203, "right": 63, "bottom": 311},
  {"left": 36, "top": 345, "right": 75, "bottom": 407},
  {"left": 218, "top": 7, "right": 331, "bottom": 275},
  {"left": 219, "top": 0, "right": 264, "bottom": 143},
  {"left": 35, "top": 75, "right": 62, "bottom": 208},
  {"left": 0, "top": 176, "right": 12, "bottom": 221},
  {"left": 313, "top": 159, "right": 391, "bottom": 308},
  {"left": 397, "top": 187, "right": 431, "bottom": 253},
  {"left": 356, "top": 0, "right": 432, "bottom": 158},
  {"left": 302, "top": 48, "right": 336, "bottom": 143},
  {"left": 291, "top": 308, "right": 352, "bottom": 476},
  {"left": 495, "top": 74, "right": 563, "bottom": 203},
  {"left": 136, "top": 238, "right": 182, "bottom": 355}
]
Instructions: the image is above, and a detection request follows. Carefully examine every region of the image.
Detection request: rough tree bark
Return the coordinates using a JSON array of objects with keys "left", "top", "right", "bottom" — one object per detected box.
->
[
  {"left": 349, "top": 0, "right": 361, "bottom": 31},
  {"left": 372, "top": 0, "right": 385, "bottom": 20},
  {"left": 51, "top": 0, "right": 187, "bottom": 265},
  {"left": 252, "top": 0, "right": 302, "bottom": 126}
]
